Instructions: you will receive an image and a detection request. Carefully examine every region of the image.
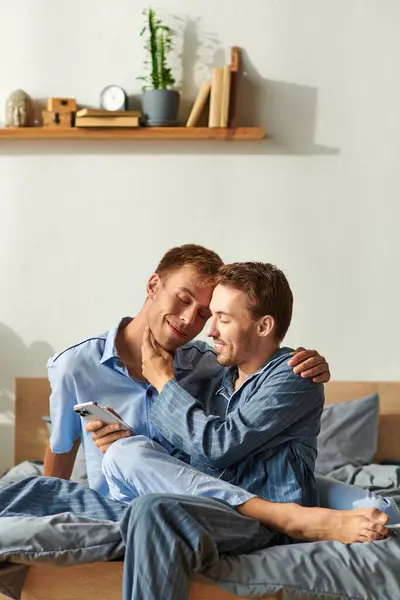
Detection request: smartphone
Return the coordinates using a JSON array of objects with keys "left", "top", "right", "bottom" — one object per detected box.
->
[{"left": 73, "top": 402, "right": 131, "bottom": 430}]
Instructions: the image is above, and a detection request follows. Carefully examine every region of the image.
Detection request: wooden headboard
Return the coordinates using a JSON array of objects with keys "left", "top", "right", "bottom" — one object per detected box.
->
[
  {"left": 15, "top": 378, "right": 51, "bottom": 465},
  {"left": 14, "top": 379, "right": 400, "bottom": 465}
]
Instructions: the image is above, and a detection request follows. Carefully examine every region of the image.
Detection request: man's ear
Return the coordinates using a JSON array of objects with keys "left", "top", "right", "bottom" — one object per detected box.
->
[
  {"left": 146, "top": 273, "right": 161, "bottom": 300},
  {"left": 257, "top": 315, "right": 275, "bottom": 337}
]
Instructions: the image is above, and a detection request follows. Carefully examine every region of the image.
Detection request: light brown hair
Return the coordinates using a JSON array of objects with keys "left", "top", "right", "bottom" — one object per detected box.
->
[
  {"left": 155, "top": 244, "right": 223, "bottom": 280},
  {"left": 216, "top": 262, "right": 293, "bottom": 342}
]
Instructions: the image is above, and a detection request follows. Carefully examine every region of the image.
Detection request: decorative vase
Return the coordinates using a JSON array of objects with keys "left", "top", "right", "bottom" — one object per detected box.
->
[
  {"left": 141, "top": 89, "right": 179, "bottom": 127},
  {"left": 5, "top": 89, "right": 34, "bottom": 127}
]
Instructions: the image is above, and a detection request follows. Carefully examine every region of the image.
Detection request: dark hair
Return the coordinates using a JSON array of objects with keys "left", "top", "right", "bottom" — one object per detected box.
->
[
  {"left": 155, "top": 244, "right": 223, "bottom": 280},
  {"left": 216, "top": 262, "right": 293, "bottom": 342}
]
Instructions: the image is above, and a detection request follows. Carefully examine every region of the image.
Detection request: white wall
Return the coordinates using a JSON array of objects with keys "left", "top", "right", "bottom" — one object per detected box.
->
[{"left": 1, "top": 0, "right": 399, "bottom": 474}]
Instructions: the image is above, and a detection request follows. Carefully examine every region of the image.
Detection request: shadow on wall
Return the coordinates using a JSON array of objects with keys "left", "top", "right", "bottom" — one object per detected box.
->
[
  {"left": 0, "top": 322, "right": 54, "bottom": 475},
  {"left": 234, "top": 48, "right": 339, "bottom": 156},
  {"left": 176, "top": 16, "right": 225, "bottom": 127},
  {"left": 176, "top": 19, "right": 339, "bottom": 156}
]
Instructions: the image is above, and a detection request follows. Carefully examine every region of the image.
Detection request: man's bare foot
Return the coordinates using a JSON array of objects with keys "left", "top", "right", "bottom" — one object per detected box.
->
[
  {"left": 238, "top": 498, "right": 389, "bottom": 544},
  {"left": 285, "top": 506, "right": 389, "bottom": 543}
]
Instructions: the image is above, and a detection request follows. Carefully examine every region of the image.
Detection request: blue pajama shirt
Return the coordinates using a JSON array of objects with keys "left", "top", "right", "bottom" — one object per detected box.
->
[
  {"left": 47, "top": 317, "right": 223, "bottom": 498},
  {"left": 103, "top": 346, "right": 325, "bottom": 506}
]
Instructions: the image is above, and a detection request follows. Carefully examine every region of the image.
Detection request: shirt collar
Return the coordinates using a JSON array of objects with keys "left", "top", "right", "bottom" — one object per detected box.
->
[
  {"left": 100, "top": 317, "right": 193, "bottom": 371},
  {"left": 216, "top": 366, "right": 237, "bottom": 396},
  {"left": 216, "top": 346, "right": 289, "bottom": 395},
  {"left": 100, "top": 317, "right": 133, "bottom": 365},
  {"left": 173, "top": 344, "right": 193, "bottom": 371}
]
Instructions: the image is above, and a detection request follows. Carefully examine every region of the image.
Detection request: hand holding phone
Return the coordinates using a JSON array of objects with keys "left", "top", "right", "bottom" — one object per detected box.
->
[
  {"left": 73, "top": 402, "right": 131, "bottom": 430},
  {"left": 73, "top": 402, "right": 133, "bottom": 453}
]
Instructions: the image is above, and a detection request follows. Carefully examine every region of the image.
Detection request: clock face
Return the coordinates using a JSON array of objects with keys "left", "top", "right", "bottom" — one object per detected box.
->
[{"left": 100, "top": 85, "right": 127, "bottom": 111}]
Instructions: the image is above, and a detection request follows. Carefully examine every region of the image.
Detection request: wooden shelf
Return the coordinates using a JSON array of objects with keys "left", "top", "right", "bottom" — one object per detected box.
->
[{"left": 0, "top": 126, "right": 265, "bottom": 141}]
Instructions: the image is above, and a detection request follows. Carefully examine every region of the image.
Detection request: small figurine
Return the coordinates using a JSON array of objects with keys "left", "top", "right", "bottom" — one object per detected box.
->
[{"left": 5, "top": 89, "right": 34, "bottom": 127}]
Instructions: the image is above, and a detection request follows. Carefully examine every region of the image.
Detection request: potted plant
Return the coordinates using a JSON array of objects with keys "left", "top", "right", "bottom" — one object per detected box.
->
[{"left": 138, "top": 8, "right": 179, "bottom": 127}]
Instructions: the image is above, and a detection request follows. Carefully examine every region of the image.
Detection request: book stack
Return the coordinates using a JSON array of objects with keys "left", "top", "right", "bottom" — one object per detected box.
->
[
  {"left": 186, "top": 64, "right": 232, "bottom": 128},
  {"left": 75, "top": 109, "right": 141, "bottom": 128}
]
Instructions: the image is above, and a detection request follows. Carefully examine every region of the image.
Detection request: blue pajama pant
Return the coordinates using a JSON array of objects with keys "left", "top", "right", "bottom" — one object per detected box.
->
[
  {"left": 101, "top": 435, "right": 254, "bottom": 506},
  {"left": 121, "top": 493, "right": 277, "bottom": 600}
]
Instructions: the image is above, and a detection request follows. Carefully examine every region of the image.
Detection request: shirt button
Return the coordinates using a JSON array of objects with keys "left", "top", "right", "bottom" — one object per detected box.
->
[
  {"left": 117, "top": 360, "right": 123, "bottom": 368},
  {"left": 147, "top": 388, "right": 153, "bottom": 397}
]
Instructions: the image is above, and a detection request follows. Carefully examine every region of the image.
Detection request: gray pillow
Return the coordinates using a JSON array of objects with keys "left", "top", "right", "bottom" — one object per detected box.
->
[{"left": 315, "top": 394, "right": 379, "bottom": 475}]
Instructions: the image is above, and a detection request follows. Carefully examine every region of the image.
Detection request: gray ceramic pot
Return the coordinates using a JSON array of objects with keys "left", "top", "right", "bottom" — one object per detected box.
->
[{"left": 141, "top": 89, "right": 180, "bottom": 127}]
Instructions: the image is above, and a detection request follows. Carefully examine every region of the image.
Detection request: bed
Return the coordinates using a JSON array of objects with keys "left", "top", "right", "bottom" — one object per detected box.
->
[{"left": 3, "top": 379, "right": 400, "bottom": 600}]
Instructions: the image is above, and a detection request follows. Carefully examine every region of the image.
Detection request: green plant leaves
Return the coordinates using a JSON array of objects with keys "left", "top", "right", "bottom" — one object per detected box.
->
[{"left": 137, "top": 7, "right": 176, "bottom": 90}]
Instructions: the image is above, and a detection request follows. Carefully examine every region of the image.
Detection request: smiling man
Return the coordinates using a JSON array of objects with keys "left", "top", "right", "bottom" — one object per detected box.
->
[
  {"left": 99, "top": 261, "right": 387, "bottom": 546},
  {"left": 101, "top": 261, "right": 324, "bottom": 509},
  {"left": 44, "top": 245, "right": 330, "bottom": 497}
]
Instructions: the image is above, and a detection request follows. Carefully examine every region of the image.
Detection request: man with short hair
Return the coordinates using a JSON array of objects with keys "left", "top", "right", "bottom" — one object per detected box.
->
[
  {"left": 102, "top": 260, "right": 323, "bottom": 509},
  {"left": 44, "top": 245, "right": 329, "bottom": 499},
  {"left": 94, "top": 260, "right": 390, "bottom": 600},
  {"left": 100, "top": 261, "right": 387, "bottom": 540}
]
